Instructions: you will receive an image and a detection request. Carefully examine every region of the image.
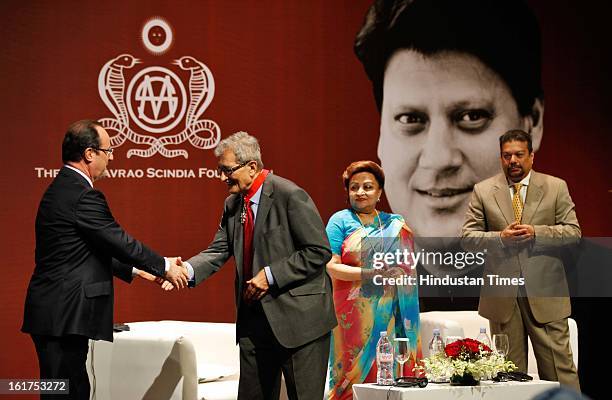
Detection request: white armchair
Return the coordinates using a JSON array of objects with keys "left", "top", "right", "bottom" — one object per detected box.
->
[
  {"left": 419, "top": 311, "right": 578, "bottom": 377},
  {"left": 86, "top": 321, "right": 240, "bottom": 400}
]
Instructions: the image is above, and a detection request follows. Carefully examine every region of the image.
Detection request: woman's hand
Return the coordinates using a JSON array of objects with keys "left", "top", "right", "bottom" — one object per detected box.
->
[{"left": 326, "top": 254, "right": 365, "bottom": 281}]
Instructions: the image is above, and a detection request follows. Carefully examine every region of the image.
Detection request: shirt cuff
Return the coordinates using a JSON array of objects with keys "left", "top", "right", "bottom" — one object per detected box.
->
[
  {"left": 131, "top": 267, "right": 139, "bottom": 277},
  {"left": 164, "top": 257, "right": 170, "bottom": 273},
  {"left": 264, "top": 266, "right": 275, "bottom": 286},
  {"left": 183, "top": 261, "right": 195, "bottom": 281}
]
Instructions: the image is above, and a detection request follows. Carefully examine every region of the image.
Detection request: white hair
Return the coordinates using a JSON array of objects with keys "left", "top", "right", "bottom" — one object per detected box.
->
[{"left": 214, "top": 131, "right": 263, "bottom": 169}]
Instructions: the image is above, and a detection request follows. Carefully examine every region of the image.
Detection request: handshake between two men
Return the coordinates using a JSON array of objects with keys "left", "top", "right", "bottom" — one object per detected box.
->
[
  {"left": 137, "top": 257, "right": 271, "bottom": 303},
  {"left": 136, "top": 257, "right": 190, "bottom": 290}
]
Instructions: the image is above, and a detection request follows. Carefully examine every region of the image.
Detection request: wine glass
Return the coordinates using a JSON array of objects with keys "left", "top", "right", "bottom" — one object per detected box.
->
[
  {"left": 493, "top": 334, "right": 509, "bottom": 360},
  {"left": 394, "top": 337, "right": 410, "bottom": 379}
]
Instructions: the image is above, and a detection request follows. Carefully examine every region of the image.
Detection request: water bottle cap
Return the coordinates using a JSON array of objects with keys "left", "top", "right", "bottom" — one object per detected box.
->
[
  {"left": 480, "top": 327, "right": 487, "bottom": 333},
  {"left": 433, "top": 328, "right": 440, "bottom": 335},
  {"left": 380, "top": 331, "right": 387, "bottom": 337}
]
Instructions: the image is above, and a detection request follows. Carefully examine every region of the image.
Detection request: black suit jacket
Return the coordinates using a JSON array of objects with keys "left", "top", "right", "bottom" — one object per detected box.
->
[
  {"left": 187, "top": 173, "right": 337, "bottom": 348},
  {"left": 22, "top": 167, "right": 165, "bottom": 341}
]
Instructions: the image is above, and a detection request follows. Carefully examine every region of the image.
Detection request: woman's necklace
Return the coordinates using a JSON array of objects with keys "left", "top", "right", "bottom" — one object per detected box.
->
[{"left": 354, "top": 209, "right": 384, "bottom": 254}]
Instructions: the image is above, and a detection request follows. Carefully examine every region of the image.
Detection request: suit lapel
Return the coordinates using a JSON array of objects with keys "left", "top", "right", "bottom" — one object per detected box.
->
[
  {"left": 252, "top": 177, "right": 274, "bottom": 253},
  {"left": 521, "top": 171, "right": 544, "bottom": 224},
  {"left": 234, "top": 175, "right": 274, "bottom": 279},
  {"left": 492, "top": 173, "right": 515, "bottom": 225},
  {"left": 233, "top": 197, "right": 244, "bottom": 282}
]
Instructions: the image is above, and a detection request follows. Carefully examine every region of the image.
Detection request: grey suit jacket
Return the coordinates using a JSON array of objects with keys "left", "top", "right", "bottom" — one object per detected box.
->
[
  {"left": 462, "top": 171, "right": 581, "bottom": 324},
  {"left": 187, "top": 173, "right": 337, "bottom": 348}
]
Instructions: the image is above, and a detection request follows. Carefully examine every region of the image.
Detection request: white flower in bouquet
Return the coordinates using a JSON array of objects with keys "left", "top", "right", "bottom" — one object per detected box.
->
[{"left": 415, "top": 338, "right": 516, "bottom": 383}]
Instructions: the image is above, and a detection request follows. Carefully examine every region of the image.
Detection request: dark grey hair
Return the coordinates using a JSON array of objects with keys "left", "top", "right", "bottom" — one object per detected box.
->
[
  {"left": 499, "top": 129, "right": 533, "bottom": 153},
  {"left": 214, "top": 131, "right": 264, "bottom": 169},
  {"left": 62, "top": 119, "right": 103, "bottom": 163}
]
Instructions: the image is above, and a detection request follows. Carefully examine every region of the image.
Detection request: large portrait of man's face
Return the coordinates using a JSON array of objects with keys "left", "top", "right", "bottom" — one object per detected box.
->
[
  {"left": 379, "top": 50, "right": 543, "bottom": 238},
  {"left": 356, "top": 0, "right": 544, "bottom": 242}
]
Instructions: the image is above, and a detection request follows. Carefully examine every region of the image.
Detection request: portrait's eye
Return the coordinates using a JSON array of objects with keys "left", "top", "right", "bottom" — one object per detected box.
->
[
  {"left": 394, "top": 112, "right": 428, "bottom": 135},
  {"left": 455, "top": 109, "right": 492, "bottom": 131},
  {"left": 363, "top": 184, "right": 374, "bottom": 191},
  {"left": 396, "top": 112, "right": 427, "bottom": 125}
]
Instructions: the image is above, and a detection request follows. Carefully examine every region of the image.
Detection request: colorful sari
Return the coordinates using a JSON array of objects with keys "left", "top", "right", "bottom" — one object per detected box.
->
[{"left": 327, "top": 212, "right": 421, "bottom": 399}]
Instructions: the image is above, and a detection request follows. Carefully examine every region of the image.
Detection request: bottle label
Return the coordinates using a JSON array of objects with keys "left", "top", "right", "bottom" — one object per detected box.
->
[{"left": 377, "top": 354, "right": 393, "bottom": 363}]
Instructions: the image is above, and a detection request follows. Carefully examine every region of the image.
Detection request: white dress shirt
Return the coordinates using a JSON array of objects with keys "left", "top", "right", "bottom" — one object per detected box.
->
[{"left": 508, "top": 170, "right": 531, "bottom": 204}]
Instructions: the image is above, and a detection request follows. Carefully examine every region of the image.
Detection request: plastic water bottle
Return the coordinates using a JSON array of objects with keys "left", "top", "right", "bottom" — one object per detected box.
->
[
  {"left": 476, "top": 327, "right": 492, "bottom": 350},
  {"left": 428, "top": 329, "right": 446, "bottom": 382},
  {"left": 428, "top": 328, "right": 444, "bottom": 356},
  {"left": 477, "top": 327, "right": 493, "bottom": 379},
  {"left": 376, "top": 331, "right": 394, "bottom": 385}
]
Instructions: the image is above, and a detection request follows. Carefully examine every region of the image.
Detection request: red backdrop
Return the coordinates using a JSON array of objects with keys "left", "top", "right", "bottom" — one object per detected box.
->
[{"left": 1, "top": 0, "right": 610, "bottom": 383}]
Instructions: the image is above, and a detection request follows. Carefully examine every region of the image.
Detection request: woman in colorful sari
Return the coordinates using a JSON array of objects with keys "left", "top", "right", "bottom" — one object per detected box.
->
[{"left": 326, "top": 160, "right": 421, "bottom": 399}]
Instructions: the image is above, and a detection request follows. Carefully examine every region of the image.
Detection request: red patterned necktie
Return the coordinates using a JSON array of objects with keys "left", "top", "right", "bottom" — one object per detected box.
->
[
  {"left": 242, "top": 198, "right": 254, "bottom": 282},
  {"left": 241, "top": 169, "right": 269, "bottom": 285}
]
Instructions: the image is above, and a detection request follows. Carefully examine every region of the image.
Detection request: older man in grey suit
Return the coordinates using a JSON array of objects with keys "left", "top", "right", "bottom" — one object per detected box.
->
[
  {"left": 462, "top": 129, "right": 580, "bottom": 391},
  {"left": 182, "top": 131, "right": 336, "bottom": 400}
]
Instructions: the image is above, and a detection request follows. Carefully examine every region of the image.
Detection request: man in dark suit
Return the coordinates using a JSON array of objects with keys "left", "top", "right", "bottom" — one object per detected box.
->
[
  {"left": 22, "top": 119, "right": 189, "bottom": 399},
  {"left": 182, "top": 131, "right": 337, "bottom": 400}
]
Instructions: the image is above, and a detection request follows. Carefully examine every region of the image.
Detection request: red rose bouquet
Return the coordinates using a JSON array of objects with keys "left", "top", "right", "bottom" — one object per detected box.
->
[
  {"left": 415, "top": 338, "right": 514, "bottom": 385},
  {"left": 444, "top": 338, "right": 492, "bottom": 360}
]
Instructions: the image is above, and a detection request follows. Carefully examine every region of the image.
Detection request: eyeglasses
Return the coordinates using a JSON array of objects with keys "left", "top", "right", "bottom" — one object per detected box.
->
[
  {"left": 217, "top": 161, "right": 249, "bottom": 176},
  {"left": 92, "top": 147, "right": 114, "bottom": 155}
]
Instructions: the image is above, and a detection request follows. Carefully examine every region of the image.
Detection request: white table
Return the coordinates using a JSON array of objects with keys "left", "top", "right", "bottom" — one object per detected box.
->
[{"left": 353, "top": 380, "right": 559, "bottom": 400}]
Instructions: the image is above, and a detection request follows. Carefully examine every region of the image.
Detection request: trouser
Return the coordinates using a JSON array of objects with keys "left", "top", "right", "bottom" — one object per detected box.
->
[
  {"left": 237, "top": 303, "right": 330, "bottom": 400},
  {"left": 31, "top": 334, "right": 90, "bottom": 400},
  {"left": 489, "top": 296, "right": 580, "bottom": 392}
]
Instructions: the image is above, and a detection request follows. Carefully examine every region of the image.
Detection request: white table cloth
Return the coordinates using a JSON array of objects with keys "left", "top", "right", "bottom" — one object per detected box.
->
[{"left": 353, "top": 380, "right": 559, "bottom": 400}]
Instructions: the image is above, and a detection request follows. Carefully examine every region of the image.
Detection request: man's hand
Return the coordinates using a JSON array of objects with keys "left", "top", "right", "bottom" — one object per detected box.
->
[
  {"left": 165, "top": 257, "right": 189, "bottom": 290},
  {"left": 160, "top": 280, "right": 175, "bottom": 291},
  {"left": 514, "top": 224, "right": 535, "bottom": 244},
  {"left": 135, "top": 269, "right": 164, "bottom": 284},
  {"left": 135, "top": 269, "right": 175, "bottom": 291},
  {"left": 501, "top": 222, "right": 535, "bottom": 247},
  {"left": 244, "top": 269, "right": 270, "bottom": 303}
]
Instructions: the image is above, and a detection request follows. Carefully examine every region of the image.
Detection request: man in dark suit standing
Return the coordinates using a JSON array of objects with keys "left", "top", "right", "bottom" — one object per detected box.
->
[
  {"left": 182, "top": 131, "right": 336, "bottom": 400},
  {"left": 22, "top": 119, "right": 189, "bottom": 399}
]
